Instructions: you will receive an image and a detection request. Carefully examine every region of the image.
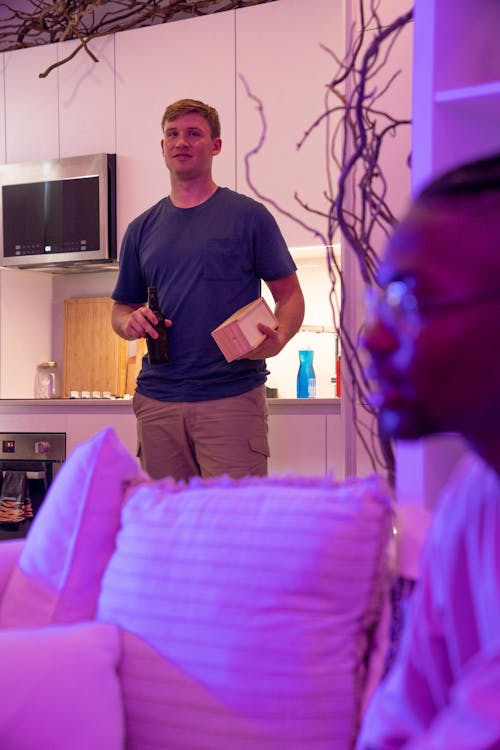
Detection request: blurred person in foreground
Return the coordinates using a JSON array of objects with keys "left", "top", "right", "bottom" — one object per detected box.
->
[
  {"left": 112, "top": 98, "right": 304, "bottom": 481},
  {"left": 356, "top": 152, "right": 500, "bottom": 750}
]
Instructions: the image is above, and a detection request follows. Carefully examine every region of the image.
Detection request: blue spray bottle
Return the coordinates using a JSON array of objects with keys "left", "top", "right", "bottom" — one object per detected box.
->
[{"left": 296, "top": 349, "right": 316, "bottom": 398}]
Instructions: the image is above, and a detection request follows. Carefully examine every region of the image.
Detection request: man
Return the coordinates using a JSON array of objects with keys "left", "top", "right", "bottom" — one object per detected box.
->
[
  {"left": 112, "top": 98, "right": 304, "bottom": 481},
  {"left": 356, "top": 152, "right": 500, "bottom": 749}
]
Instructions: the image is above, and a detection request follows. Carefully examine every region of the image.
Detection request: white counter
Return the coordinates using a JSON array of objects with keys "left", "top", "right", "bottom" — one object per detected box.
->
[
  {"left": 0, "top": 397, "right": 340, "bottom": 411},
  {"left": 0, "top": 397, "right": 343, "bottom": 479}
]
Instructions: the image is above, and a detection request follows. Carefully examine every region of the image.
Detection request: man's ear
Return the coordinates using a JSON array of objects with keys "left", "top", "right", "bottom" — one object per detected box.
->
[{"left": 212, "top": 137, "right": 222, "bottom": 156}]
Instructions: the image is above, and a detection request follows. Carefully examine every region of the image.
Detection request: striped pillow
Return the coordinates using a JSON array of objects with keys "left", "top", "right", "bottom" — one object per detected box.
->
[{"left": 98, "top": 473, "right": 393, "bottom": 750}]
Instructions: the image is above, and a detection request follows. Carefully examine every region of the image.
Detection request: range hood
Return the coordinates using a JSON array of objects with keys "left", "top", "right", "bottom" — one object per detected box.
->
[{"left": 18, "top": 259, "right": 120, "bottom": 274}]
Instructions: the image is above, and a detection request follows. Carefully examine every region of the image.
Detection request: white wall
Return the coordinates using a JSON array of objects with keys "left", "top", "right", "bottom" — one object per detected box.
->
[{"left": 235, "top": 0, "right": 345, "bottom": 248}]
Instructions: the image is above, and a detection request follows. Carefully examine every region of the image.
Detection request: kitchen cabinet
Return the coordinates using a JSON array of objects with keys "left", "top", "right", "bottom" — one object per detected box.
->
[
  {"left": 268, "top": 413, "right": 327, "bottom": 476},
  {"left": 326, "top": 413, "right": 346, "bottom": 481},
  {"left": 114, "top": 10, "right": 236, "bottom": 245},
  {"left": 235, "top": 0, "right": 345, "bottom": 249},
  {"left": 4, "top": 44, "right": 59, "bottom": 162},
  {"left": 0, "top": 398, "right": 341, "bottom": 477},
  {"left": 0, "top": 269, "right": 53, "bottom": 399},
  {"left": 0, "top": 56, "right": 5, "bottom": 164},
  {"left": 66, "top": 410, "right": 137, "bottom": 459},
  {"left": 58, "top": 35, "right": 116, "bottom": 158},
  {"left": 0, "top": 407, "right": 67, "bottom": 436},
  {"left": 267, "top": 399, "right": 341, "bottom": 477}
]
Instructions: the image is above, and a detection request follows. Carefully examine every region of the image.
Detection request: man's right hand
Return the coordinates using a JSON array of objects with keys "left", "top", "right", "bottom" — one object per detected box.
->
[{"left": 111, "top": 301, "right": 172, "bottom": 341}]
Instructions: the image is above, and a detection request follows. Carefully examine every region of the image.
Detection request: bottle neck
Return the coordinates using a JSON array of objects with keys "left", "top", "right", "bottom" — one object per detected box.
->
[{"left": 147, "top": 287, "right": 160, "bottom": 310}]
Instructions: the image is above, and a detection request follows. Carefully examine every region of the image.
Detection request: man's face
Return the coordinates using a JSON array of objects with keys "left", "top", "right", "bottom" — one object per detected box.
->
[
  {"left": 161, "top": 112, "right": 221, "bottom": 180},
  {"left": 363, "top": 200, "right": 500, "bottom": 442}
]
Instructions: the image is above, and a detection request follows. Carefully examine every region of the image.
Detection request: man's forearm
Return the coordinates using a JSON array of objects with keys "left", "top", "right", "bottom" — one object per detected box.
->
[{"left": 274, "top": 291, "right": 305, "bottom": 345}]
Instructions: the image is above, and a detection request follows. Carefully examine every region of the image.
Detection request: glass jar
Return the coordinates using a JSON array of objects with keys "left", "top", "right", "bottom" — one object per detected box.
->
[{"left": 35, "top": 361, "right": 59, "bottom": 399}]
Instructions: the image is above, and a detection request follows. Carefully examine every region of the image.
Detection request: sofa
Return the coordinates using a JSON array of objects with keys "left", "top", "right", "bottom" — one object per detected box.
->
[{"left": 0, "top": 427, "right": 428, "bottom": 750}]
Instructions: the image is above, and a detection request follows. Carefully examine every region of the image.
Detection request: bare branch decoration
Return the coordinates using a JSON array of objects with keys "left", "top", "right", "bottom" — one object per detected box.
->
[
  {"left": 0, "top": 0, "right": 276, "bottom": 77},
  {"left": 241, "top": 1, "right": 414, "bottom": 483}
]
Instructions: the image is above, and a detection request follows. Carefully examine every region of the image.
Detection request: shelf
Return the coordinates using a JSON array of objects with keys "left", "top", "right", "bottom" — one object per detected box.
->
[
  {"left": 289, "top": 244, "right": 341, "bottom": 264},
  {"left": 435, "top": 80, "right": 500, "bottom": 120}
]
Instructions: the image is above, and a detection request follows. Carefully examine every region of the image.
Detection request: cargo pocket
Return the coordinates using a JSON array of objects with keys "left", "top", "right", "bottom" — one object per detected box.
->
[{"left": 248, "top": 435, "right": 270, "bottom": 476}]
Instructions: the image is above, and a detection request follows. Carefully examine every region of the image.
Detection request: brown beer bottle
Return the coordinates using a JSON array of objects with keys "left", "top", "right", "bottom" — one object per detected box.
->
[{"left": 146, "top": 286, "right": 168, "bottom": 364}]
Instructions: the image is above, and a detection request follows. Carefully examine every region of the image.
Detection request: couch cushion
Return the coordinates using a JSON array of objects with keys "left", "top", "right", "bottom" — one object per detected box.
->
[
  {"left": 0, "top": 427, "right": 142, "bottom": 628},
  {"left": 0, "top": 621, "right": 124, "bottom": 749},
  {"left": 98, "top": 472, "right": 393, "bottom": 750},
  {"left": 0, "top": 539, "right": 23, "bottom": 598}
]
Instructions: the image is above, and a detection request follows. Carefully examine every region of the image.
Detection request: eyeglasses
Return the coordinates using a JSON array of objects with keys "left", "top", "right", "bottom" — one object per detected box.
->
[{"left": 365, "top": 279, "right": 500, "bottom": 335}]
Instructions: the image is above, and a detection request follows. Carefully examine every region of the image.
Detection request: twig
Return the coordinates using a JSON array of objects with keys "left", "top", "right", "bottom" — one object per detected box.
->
[{"left": 240, "top": 1, "right": 413, "bottom": 482}]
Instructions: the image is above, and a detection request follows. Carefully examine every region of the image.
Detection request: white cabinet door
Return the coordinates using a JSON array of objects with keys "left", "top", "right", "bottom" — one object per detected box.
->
[
  {"left": 4, "top": 44, "right": 59, "bottom": 162},
  {"left": 0, "top": 269, "right": 53, "bottom": 398},
  {"left": 326, "top": 413, "right": 345, "bottom": 481},
  {"left": 0, "top": 54, "right": 5, "bottom": 164},
  {"left": 66, "top": 412, "right": 137, "bottom": 459},
  {"left": 58, "top": 35, "right": 116, "bottom": 158},
  {"left": 114, "top": 12, "right": 236, "bottom": 248},
  {"left": 236, "top": 0, "right": 344, "bottom": 249},
  {"left": 268, "top": 413, "right": 326, "bottom": 476},
  {"left": 0, "top": 410, "right": 66, "bottom": 435}
]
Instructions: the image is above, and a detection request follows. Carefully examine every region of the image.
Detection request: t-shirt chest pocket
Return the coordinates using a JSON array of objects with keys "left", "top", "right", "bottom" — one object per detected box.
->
[{"left": 203, "top": 238, "right": 247, "bottom": 280}]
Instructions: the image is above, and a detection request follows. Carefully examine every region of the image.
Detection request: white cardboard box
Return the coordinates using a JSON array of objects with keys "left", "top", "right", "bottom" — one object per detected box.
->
[{"left": 211, "top": 297, "right": 278, "bottom": 362}]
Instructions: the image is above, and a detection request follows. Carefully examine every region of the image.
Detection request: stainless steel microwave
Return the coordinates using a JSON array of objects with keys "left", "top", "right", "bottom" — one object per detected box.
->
[{"left": 0, "top": 153, "right": 116, "bottom": 270}]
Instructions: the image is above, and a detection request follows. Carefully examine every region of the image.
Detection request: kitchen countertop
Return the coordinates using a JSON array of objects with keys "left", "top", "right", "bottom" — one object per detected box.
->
[{"left": 0, "top": 397, "right": 341, "bottom": 414}]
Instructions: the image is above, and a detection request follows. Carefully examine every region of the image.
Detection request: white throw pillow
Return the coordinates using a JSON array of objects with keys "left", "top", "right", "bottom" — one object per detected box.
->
[
  {"left": 0, "top": 427, "right": 143, "bottom": 628},
  {"left": 98, "top": 473, "right": 393, "bottom": 750},
  {"left": 0, "top": 622, "right": 124, "bottom": 750}
]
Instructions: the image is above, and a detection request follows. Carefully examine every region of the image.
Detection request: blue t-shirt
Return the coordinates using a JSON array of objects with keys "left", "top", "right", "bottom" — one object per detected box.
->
[{"left": 112, "top": 187, "right": 296, "bottom": 402}]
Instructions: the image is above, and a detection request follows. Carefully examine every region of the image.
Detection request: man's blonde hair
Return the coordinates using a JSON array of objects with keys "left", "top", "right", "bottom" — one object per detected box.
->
[{"left": 161, "top": 99, "right": 221, "bottom": 139}]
